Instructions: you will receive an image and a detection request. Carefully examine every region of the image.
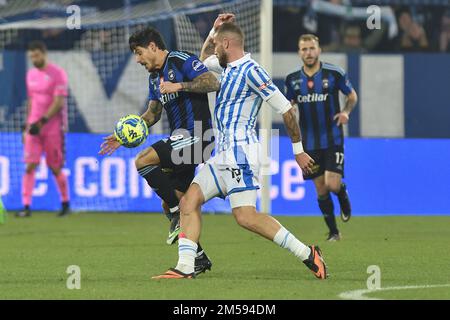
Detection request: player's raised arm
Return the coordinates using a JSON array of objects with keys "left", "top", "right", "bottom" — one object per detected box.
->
[{"left": 200, "top": 13, "right": 235, "bottom": 61}]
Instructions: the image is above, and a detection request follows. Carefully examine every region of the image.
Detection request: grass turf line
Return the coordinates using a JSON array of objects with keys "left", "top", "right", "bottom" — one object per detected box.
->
[{"left": 0, "top": 213, "right": 449, "bottom": 299}]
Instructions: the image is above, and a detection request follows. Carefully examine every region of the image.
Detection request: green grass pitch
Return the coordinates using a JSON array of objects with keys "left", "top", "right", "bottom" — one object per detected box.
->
[{"left": 0, "top": 212, "right": 449, "bottom": 300}]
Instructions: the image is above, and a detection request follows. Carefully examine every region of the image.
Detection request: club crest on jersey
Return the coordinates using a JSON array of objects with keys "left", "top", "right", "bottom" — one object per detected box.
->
[
  {"left": 322, "top": 78, "right": 329, "bottom": 89},
  {"left": 258, "top": 79, "right": 272, "bottom": 91},
  {"left": 192, "top": 60, "right": 205, "bottom": 71},
  {"left": 168, "top": 69, "right": 175, "bottom": 81},
  {"left": 307, "top": 80, "right": 314, "bottom": 89}
]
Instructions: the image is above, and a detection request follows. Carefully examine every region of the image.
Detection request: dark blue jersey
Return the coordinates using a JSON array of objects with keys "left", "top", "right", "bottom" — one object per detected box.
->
[
  {"left": 285, "top": 62, "right": 353, "bottom": 150},
  {"left": 148, "top": 51, "right": 212, "bottom": 134}
]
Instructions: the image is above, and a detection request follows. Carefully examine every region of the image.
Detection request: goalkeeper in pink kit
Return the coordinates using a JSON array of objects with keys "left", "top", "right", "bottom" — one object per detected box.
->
[{"left": 16, "top": 41, "right": 70, "bottom": 217}]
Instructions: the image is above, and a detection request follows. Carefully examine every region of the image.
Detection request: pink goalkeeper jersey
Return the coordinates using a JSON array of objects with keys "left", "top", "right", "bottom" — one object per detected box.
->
[{"left": 26, "top": 62, "right": 68, "bottom": 132}]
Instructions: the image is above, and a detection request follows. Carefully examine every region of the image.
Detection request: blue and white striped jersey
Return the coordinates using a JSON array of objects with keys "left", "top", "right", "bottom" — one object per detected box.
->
[{"left": 204, "top": 54, "right": 278, "bottom": 152}]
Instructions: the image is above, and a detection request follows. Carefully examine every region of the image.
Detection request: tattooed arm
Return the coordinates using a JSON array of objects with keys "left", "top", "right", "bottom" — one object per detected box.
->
[
  {"left": 282, "top": 107, "right": 302, "bottom": 144},
  {"left": 159, "top": 71, "right": 220, "bottom": 94},
  {"left": 180, "top": 72, "right": 219, "bottom": 92},
  {"left": 262, "top": 90, "right": 313, "bottom": 174},
  {"left": 141, "top": 100, "right": 163, "bottom": 127},
  {"left": 200, "top": 35, "right": 215, "bottom": 62},
  {"left": 282, "top": 107, "right": 315, "bottom": 174}
]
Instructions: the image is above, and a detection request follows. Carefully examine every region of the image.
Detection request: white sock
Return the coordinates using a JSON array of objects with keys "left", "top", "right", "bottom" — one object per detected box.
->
[
  {"left": 176, "top": 238, "right": 198, "bottom": 274},
  {"left": 169, "top": 206, "right": 179, "bottom": 213},
  {"left": 273, "top": 227, "right": 311, "bottom": 261}
]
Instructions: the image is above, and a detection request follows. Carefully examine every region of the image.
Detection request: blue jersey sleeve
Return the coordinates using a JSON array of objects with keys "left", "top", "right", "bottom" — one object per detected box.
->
[
  {"left": 148, "top": 74, "right": 159, "bottom": 101},
  {"left": 337, "top": 72, "right": 353, "bottom": 95},
  {"left": 284, "top": 77, "right": 295, "bottom": 101},
  {"left": 246, "top": 65, "right": 278, "bottom": 101},
  {"left": 182, "top": 55, "right": 209, "bottom": 81}
]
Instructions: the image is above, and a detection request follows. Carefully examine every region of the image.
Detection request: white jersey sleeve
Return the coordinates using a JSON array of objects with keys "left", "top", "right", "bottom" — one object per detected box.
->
[
  {"left": 266, "top": 90, "right": 293, "bottom": 114},
  {"left": 245, "top": 65, "right": 278, "bottom": 101},
  {"left": 203, "top": 55, "right": 223, "bottom": 74},
  {"left": 246, "top": 65, "right": 291, "bottom": 114}
]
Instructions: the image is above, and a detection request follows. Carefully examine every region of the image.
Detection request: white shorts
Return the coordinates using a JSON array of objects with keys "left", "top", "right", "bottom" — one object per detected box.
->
[{"left": 192, "top": 143, "right": 260, "bottom": 208}]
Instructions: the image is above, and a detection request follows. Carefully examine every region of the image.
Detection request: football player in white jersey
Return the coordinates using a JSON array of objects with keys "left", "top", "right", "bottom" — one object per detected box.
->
[{"left": 152, "top": 14, "right": 327, "bottom": 280}]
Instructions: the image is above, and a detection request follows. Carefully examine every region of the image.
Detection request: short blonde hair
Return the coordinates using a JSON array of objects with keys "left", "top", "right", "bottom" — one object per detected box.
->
[
  {"left": 216, "top": 22, "right": 244, "bottom": 45},
  {"left": 299, "top": 34, "right": 320, "bottom": 45}
]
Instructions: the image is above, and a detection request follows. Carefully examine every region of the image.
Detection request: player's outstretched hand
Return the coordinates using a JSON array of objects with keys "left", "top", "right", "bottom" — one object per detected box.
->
[
  {"left": 99, "top": 134, "right": 121, "bottom": 156},
  {"left": 334, "top": 112, "right": 349, "bottom": 126},
  {"left": 295, "top": 152, "right": 315, "bottom": 175},
  {"left": 213, "top": 13, "right": 235, "bottom": 30}
]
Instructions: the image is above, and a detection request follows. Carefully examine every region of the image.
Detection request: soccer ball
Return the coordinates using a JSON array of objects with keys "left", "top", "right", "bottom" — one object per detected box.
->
[{"left": 114, "top": 114, "right": 148, "bottom": 148}]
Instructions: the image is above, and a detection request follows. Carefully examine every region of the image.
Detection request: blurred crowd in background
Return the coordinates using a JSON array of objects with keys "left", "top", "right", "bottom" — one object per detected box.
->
[
  {"left": 1, "top": 0, "right": 449, "bottom": 53},
  {"left": 274, "top": 0, "right": 450, "bottom": 53}
]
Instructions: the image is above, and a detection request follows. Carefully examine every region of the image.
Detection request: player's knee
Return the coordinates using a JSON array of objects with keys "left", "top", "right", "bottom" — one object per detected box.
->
[
  {"left": 179, "top": 195, "right": 199, "bottom": 216},
  {"left": 233, "top": 209, "right": 256, "bottom": 229},
  {"left": 134, "top": 148, "right": 159, "bottom": 169},
  {"left": 316, "top": 187, "right": 328, "bottom": 197},
  {"left": 325, "top": 180, "right": 341, "bottom": 193},
  {"left": 315, "top": 184, "right": 328, "bottom": 197},
  {"left": 134, "top": 154, "right": 146, "bottom": 169}
]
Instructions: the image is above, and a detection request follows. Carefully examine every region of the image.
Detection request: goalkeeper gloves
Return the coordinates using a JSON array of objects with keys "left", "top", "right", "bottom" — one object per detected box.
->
[{"left": 28, "top": 116, "right": 48, "bottom": 135}]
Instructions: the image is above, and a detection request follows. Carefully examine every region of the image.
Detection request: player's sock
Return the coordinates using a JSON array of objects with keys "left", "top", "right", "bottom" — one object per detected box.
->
[
  {"left": 175, "top": 236, "right": 197, "bottom": 274},
  {"left": 273, "top": 227, "right": 311, "bottom": 261},
  {"left": 197, "top": 243, "right": 204, "bottom": 257},
  {"left": 318, "top": 194, "right": 339, "bottom": 234},
  {"left": 61, "top": 201, "right": 70, "bottom": 211},
  {"left": 54, "top": 172, "right": 70, "bottom": 203},
  {"left": 137, "top": 165, "right": 179, "bottom": 210},
  {"left": 335, "top": 183, "right": 349, "bottom": 203},
  {"left": 22, "top": 171, "right": 35, "bottom": 207}
]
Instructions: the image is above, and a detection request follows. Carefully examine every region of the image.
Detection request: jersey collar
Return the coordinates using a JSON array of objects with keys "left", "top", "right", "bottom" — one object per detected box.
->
[
  {"left": 158, "top": 51, "right": 170, "bottom": 75},
  {"left": 301, "top": 61, "right": 323, "bottom": 78},
  {"left": 227, "top": 53, "right": 251, "bottom": 68}
]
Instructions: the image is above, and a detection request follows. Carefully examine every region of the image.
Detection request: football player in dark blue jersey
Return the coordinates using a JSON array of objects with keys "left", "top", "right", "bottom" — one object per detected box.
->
[
  {"left": 100, "top": 27, "right": 219, "bottom": 275},
  {"left": 285, "top": 34, "right": 358, "bottom": 241}
]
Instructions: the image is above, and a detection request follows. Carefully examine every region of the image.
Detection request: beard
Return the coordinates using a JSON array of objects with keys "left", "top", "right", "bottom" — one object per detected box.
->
[
  {"left": 33, "top": 60, "right": 45, "bottom": 68},
  {"left": 218, "top": 52, "right": 228, "bottom": 68},
  {"left": 303, "top": 56, "right": 318, "bottom": 68}
]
